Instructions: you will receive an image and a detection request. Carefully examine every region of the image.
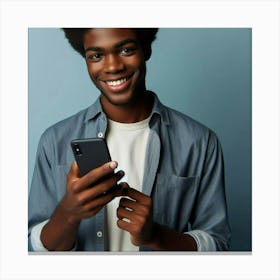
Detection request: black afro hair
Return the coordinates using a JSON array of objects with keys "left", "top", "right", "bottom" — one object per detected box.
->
[{"left": 62, "top": 28, "right": 158, "bottom": 60}]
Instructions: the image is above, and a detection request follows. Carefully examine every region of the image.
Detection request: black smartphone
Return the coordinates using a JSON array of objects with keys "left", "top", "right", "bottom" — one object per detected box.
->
[{"left": 71, "top": 138, "right": 112, "bottom": 177}]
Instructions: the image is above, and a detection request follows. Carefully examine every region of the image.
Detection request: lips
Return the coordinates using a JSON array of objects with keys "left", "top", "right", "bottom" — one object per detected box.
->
[
  {"left": 106, "top": 77, "right": 127, "bottom": 87},
  {"left": 102, "top": 73, "right": 134, "bottom": 92}
]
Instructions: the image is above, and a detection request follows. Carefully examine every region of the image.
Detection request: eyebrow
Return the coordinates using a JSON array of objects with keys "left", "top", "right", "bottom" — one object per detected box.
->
[{"left": 85, "top": 39, "right": 138, "bottom": 53}]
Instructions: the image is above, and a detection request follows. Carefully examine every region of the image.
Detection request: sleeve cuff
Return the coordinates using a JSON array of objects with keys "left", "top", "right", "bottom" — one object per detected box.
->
[
  {"left": 30, "top": 220, "right": 50, "bottom": 251},
  {"left": 186, "top": 230, "right": 216, "bottom": 251},
  {"left": 30, "top": 220, "right": 77, "bottom": 252}
]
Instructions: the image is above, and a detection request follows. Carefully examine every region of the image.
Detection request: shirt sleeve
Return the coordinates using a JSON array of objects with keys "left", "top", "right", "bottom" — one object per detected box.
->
[
  {"left": 186, "top": 230, "right": 216, "bottom": 251},
  {"left": 189, "top": 131, "right": 231, "bottom": 251},
  {"left": 28, "top": 129, "right": 59, "bottom": 251},
  {"left": 30, "top": 219, "right": 77, "bottom": 252},
  {"left": 30, "top": 220, "right": 49, "bottom": 251}
]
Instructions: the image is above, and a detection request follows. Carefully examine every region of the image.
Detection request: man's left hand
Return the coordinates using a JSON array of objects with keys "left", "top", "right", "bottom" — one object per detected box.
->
[{"left": 116, "top": 184, "right": 155, "bottom": 247}]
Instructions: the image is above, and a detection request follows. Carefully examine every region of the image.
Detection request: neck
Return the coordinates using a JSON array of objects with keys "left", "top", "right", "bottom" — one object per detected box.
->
[{"left": 101, "top": 91, "right": 154, "bottom": 123}]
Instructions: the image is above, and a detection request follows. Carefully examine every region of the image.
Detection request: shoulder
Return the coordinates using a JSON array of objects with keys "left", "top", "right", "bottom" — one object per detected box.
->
[
  {"left": 163, "top": 104, "right": 213, "bottom": 139},
  {"left": 39, "top": 105, "right": 94, "bottom": 146},
  {"left": 160, "top": 104, "right": 222, "bottom": 157},
  {"left": 152, "top": 93, "right": 211, "bottom": 138},
  {"left": 160, "top": 103, "right": 222, "bottom": 157},
  {"left": 151, "top": 92, "right": 220, "bottom": 146}
]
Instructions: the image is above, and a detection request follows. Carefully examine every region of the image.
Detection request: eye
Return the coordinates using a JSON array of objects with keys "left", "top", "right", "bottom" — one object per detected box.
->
[
  {"left": 87, "top": 53, "right": 102, "bottom": 62},
  {"left": 119, "top": 47, "right": 136, "bottom": 56}
]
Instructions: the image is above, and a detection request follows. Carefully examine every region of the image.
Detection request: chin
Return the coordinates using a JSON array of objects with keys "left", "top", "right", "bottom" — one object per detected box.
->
[{"left": 101, "top": 90, "right": 141, "bottom": 107}]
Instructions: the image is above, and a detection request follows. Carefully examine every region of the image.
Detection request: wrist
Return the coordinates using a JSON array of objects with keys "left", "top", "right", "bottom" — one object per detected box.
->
[
  {"left": 56, "top": 197, "right": 81, "bottom": 227},
  {"left": 41, "top": 208, "right": 80, "bottom": 251},
  {"left": 143, "top": 223, "right": 162, "bottom": 250},
  {"left": 143, "top": 223, "right": 198, "bottom": 251}
]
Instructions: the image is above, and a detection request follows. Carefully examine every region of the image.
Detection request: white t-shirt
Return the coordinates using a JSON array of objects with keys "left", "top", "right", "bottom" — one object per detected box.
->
[{"left": 105, "top": 117, "right": 150, "bottom": 251}]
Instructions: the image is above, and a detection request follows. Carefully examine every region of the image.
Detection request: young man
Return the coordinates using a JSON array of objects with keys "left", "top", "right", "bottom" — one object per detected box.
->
[{"left": 28, "top": 28, "right": 231, "bottom": 251}]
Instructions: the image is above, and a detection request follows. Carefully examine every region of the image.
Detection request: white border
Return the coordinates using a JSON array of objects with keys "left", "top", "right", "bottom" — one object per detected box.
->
[{"left": 1, "top": 0, "right": 279, "bottom": 279}]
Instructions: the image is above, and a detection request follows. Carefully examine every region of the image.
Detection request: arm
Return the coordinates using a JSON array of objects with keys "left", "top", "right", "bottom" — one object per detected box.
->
[
  {"left": 28, "top": 130, "right": 125, "bottom": 251},
  {"left": 116, "top": 132, "right": 230, "bottom": 251},
  {"left": 117, "top": 185, "right": 197, "bottom": 251},
  {"left": 150, "top": 224, "right": 197, "bottom": 251},
  {"left": 188, "top": 131, "right": 231, "bottom": 250},
  {"left": 40, "top": 161, "right": 125, "bottom": 251}
]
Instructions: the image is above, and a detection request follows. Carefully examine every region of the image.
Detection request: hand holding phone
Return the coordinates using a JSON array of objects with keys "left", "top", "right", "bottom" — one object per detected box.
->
[{"left": 53, "top": 138, "right": 125, "bottom": 225}]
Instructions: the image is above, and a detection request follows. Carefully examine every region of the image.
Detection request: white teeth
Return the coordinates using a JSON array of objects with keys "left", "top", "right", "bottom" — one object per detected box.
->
[{"left": 107, "top": 78, "right": 126, "bottom": 86}]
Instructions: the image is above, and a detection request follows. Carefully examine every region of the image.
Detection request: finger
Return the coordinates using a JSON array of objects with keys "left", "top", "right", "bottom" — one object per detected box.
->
[
  {"left": 77, "top": 170, "right": 125, "bottom": 202},
  {"left": 117, "top": 206, "right": 133, "bottom": 221},
  {"left": 67, "top": 161, "right": 80, "bottom": 181},
  {"left": 121, "top": 186, "right": 151, "bottom": 206},
  {"left": 117, "top": 219, "right": 134, "bottom": 233},
  {"left": 119, "top": 197, "right": 143, "bottom": 211},
  {"left": 72, "top": 161, "right": 119, "bottom": 193},
  {"left": 117, "top": 204, "right": 148, "bottom": 224},
  {"left": 116, "top": 210, "right": 145, "bottom": 236},
  {"left": 83, "top": 188, "right": 122, "bottom": 213}
]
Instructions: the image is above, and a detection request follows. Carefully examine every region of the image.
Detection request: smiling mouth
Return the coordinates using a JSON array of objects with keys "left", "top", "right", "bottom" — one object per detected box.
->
[
  {"left": 104, "top": 74, "right": 133, "bottom": 87},
  {"left": 106, "top": 78, "right": 127, "bottom": 87}
]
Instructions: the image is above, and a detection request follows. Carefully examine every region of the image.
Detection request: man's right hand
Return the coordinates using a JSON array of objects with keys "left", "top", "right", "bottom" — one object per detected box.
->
[
  {"left": 40, "top": 160, "right": 125, "bottom": 251},
  {"left": 61, "top": 160, "right": 125, "bottom": 223}
]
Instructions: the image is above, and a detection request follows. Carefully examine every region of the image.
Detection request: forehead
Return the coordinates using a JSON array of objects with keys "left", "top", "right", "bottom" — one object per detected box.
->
[{"left": 83, "top": 28, "right": 138, "bottom": 48}]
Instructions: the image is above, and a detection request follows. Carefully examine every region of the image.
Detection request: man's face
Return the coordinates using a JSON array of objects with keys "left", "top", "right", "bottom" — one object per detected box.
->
[{"left": 83, "top": 28, "right": 146, "bottom": 107}]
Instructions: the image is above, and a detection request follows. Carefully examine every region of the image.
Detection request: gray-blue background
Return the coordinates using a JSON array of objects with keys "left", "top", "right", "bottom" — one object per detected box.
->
[{"left": 28, "top": 28, "right": 252, "bottom": 251}]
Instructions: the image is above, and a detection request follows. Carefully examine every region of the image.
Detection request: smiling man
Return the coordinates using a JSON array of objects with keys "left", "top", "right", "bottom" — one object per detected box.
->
[{"left": 28, "top": 28, "right": 231, "bottom": 252}]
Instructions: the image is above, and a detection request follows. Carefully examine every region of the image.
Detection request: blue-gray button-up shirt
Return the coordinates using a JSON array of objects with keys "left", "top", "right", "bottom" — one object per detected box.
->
[{"left": 28, "top": 92, "right": 231, "bottom": 251}]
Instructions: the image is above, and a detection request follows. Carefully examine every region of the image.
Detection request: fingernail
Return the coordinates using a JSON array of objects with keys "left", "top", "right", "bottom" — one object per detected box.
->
[{"left": 109, "top": 161, "right": 118, "bottom": 169}]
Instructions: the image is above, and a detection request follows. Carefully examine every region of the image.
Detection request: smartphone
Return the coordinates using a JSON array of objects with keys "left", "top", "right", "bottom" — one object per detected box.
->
[{"left": 71, "top": 138, "right": 112, "bottom": 177}]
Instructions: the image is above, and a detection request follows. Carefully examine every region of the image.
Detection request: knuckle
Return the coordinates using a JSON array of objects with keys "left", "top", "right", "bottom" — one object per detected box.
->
[
  {"left": 71, "top": 180, "right": 80, "bottom": 193},
  {"left": 106, "top": 177, "right": 116, "bottom": 188},
  {"left": 97, "top": 181, "right": 110, "bottom": 193},
  {"left": 84, "top": 200, "right": 99, "bottom": 213},
  {"left": 99, "top": 177, "right": 117, "bottom": 193},
  {"left": 146, "top": 198, "right": 152, "bottom": 208},
  {"left": 138, "top": 215, "right": 145, "bottom": 224},
  {"left": 87, "top": 172, "right": 98, "bottom": 184},
  {"left": 131, "top": 225, "right": 139, "bottom": 235},
  {"left": 141, "top": 207, "right": 149, "bottom": 217},
  {"left": 119, "top": 197, "right": 126, "bottom": 205},
  {"left": 75, "top": 195, "right": 85, "bottom": 205},
  {"left": 83, "top": 203, "right": 93, "bottom": 212}
]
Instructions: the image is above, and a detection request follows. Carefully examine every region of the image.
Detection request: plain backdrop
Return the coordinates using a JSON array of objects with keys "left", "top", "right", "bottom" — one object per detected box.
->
[{"left": 28, "top": 28, "right": 252, "bottom": 251}]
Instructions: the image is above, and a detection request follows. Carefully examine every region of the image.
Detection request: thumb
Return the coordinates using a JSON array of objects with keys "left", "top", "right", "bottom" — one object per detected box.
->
[{"left": 68, "top": 161, "right": 80, "bottom": 180}]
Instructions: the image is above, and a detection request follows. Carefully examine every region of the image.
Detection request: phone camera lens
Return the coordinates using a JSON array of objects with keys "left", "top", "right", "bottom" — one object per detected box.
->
[{"left": 73, "top": 144, "right": 82, "bottom": 155}]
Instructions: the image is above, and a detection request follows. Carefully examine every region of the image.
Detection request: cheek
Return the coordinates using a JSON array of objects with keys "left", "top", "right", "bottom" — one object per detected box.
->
[
  {"left": 86, "top": 63, "right": 99, "bottom": 80},
  {"left": 136, "top": 61, "right": 146, "bottom": 78},
  {"left": 133, "top": 56, "right": 145, "bottom": 69}
]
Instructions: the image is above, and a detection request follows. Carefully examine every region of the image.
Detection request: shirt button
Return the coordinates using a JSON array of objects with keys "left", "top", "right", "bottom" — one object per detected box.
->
[
  {"left": 98, "top": 132, "right": 104, "bottom": 138},
  {"left": 96, "top": 231, "right": 103, "bottom": 238}
]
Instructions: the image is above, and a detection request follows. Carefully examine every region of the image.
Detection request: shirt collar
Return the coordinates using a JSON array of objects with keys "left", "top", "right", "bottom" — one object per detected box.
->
[
  {"left": 84, "top": 91, "right": 170, "bottom": 125},
  {"left": 84, "top": 96, "right": 104, "bottom": 123},
  {"left": 148, "top": 91, "right": 170, "bottom": 125}
]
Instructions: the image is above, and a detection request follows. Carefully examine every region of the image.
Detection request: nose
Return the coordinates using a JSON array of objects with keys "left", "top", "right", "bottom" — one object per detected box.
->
[{"left": 104, "top": 54, "right": 125, "bottom": 74}]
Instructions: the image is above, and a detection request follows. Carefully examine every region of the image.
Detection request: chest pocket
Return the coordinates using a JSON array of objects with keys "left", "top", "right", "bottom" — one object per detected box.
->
[{"left": 152, "top": 173, "right": 199, "bottom": 232}]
